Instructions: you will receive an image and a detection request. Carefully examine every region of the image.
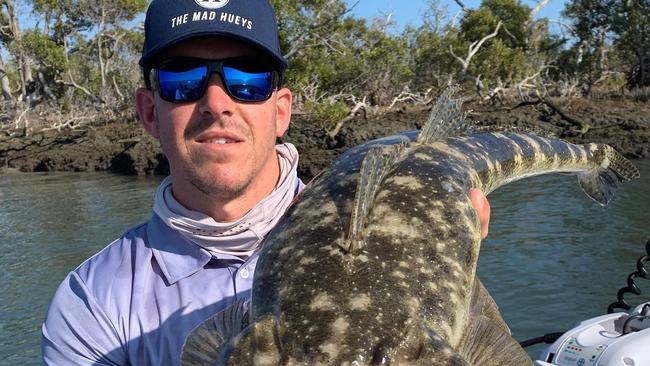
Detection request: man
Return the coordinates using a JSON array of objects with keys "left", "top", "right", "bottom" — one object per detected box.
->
[{"left": 41, "top": 0, "right": 491, "bottom": 364}]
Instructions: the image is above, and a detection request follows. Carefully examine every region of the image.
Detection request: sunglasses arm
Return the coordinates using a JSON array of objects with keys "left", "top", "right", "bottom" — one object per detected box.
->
[{"left": 143, "top": 68, "right": 153, "bottom": 90}]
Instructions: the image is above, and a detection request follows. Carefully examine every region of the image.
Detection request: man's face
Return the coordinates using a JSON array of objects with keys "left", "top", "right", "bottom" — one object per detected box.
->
[{"left": 136, "top": 37, "right": 292, "bottom": 219}]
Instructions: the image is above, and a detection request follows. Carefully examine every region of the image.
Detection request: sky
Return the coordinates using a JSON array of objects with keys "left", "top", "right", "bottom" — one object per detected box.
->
[{"left": 344, "top": 0, "right": 569, "bottom": 34}]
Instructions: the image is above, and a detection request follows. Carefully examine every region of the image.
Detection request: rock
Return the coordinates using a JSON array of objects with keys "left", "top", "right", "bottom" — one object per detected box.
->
[{"left": 111, "top": 134, "right": 168, "bottom": 175}]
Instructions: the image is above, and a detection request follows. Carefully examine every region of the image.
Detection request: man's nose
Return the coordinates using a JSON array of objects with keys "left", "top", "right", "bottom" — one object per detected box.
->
[{"left": 197, "top": 73, "right": 235, "bottom": 114}]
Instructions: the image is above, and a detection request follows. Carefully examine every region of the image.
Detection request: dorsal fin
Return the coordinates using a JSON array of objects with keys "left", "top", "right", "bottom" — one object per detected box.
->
[
  {"left": 341, "top": 141, "right": 408, "bottom": 254},
  {"left": 416, "top": 86, "right": 468, "bottom": 144}
]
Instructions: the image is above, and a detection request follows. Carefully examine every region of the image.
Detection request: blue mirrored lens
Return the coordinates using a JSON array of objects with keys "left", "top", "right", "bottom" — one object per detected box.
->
[
  {"left": 223, "top": 66, "right": 273, "bottom": 101},
  {"left": 158, "top": 66, "right": 208, "bottom": 102}
]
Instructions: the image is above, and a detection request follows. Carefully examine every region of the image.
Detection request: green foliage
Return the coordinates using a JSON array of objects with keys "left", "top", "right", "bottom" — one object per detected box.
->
[
  {"left": 470, "top": 38, "right": 526, "bottom": 85},
  {"left": 599, "top": 72, "right": 627, "bottom": 91},
  {"left": 0, "top": 0, "right": 641, "bottom": 118},
  {"left": 303, "top": 99, "right": 349, "bottom": 129},
  {"left": 277, "top": 2, "right": 413, "bottom": 106},
  {"left": 358, "top": 29, "right": 413, "bottom": 104},
  {"left": 122, "top": 29, "right": 145, "bottom": 54},
  {"left": 67, "top": 36, "right": 96, "bottom": 86},
  {"left": 460, "top": 7, "right": 500, "bottom": 45},
  {"left": 0, "top": 11, "right": 12, "bottom": 45},
  {"left": 562, "top": 0, "right": 610, "bottom": 44},
  {"left": 22, "top": 29, "right": 68, "bottom": 78},
  {"left": 553, "top": 44, "right": 599, "bottom": 83},
  {"left": 459, "top": 0, "right": 532, "bottom": 49},
  {"left": 406, "top": 25, "right": 456, "bottom": 90},
  {"left": 116, "top": 0, "right": 148, "bottom": 16},
  {"left": 481, "top": 0, "right": 530, "bottom": 48},
  {"left": 405, "top": 0, "right": 458, "bottom": 90},
  {"left": 608, "top": 0, "right": 650, "bottom": 87},
  {"left": 270, "top": 0, "right": 348, "bottom": 59},
  {"left": 562, "top": 0, "right": 650, "bottom": 88},
  {"left": 455, "top": 0, "right": 532, "bottom": 88},
  {"left": 21, "top": 30, "right": 69, "bottom": 95}
]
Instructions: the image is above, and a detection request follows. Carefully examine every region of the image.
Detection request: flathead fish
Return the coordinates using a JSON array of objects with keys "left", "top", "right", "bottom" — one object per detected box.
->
[{"left": 181, "top": 88, "right": 640, "bottom": 365}]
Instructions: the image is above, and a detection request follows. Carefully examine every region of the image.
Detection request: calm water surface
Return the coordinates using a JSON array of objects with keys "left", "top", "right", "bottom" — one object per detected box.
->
[
  {"left": 0, "top": 173, "right": 164, "bottom": 365},
  {"left": 1, "top": 159, "right": 649, "bottom": 364}
]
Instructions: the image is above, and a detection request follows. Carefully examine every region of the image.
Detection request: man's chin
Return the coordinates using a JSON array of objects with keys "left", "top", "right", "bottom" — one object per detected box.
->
[{"left": 189, "top": 172, "right": 249, "bottom": 200}]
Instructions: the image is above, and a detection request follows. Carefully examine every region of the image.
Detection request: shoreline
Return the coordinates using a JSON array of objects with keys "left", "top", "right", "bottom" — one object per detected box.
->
[{"left": 1, "top": 98, "right": 649, "bottom": 181}]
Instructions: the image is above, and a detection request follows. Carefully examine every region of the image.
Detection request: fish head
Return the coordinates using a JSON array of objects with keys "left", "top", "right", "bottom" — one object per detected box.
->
[{"left": 217, "top": 313, "right": 471, "bottom": 365}]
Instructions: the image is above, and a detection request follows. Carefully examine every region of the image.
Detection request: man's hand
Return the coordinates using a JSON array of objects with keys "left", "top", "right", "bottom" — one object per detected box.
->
[{"left": 469, "top": 188, "right": 490, "bottom": 239}]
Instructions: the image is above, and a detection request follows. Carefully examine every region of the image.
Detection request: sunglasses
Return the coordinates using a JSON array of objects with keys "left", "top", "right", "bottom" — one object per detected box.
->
[{"left": 148, "top": 57, "right": 281, "bottom": 103}]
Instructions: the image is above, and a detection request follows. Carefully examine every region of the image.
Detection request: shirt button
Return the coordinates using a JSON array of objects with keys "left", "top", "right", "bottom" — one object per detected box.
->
[{"left": 240, "top": 268, "right": 250, "bottom": 279}]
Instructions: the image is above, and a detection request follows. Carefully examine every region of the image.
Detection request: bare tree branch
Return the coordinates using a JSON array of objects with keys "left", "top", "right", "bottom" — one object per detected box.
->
[
  {"left": 283, "top": 0, "right": 360, "bottom": 61},
  {"left": 57, "top": 38, "right": 98, "bottom": 101},
  {"left": 450, "top": 21, "right": 503, "bottom": 75},
  {"left": 327, "top": 96, "right": 368, "bottom": 140},
  {"left": 388, "top": 86, "right": 433, "bottom": 110},
  {"left": 531, "top": 0, "right": 550, "bottom": 18},
  {"left": 534, "top": 90, "right": 589, "bottom": 133},
  {"left": 40, "top": 115, "right": 96, "bottom": 132},
  {"left": 13, "top": 106, "right": 30, "bottom": 132},
  {"left": 112, "top": 76, "right": 124, "bottom": 99},
  {"left": 500, "top": 23, "right": 518, "bottom": 42},
  {"left": 549, "top": 19, "right": 577, "bottom": 39},
  {"left": 452, "top": 0, "right": 467, "bottom": 12}
]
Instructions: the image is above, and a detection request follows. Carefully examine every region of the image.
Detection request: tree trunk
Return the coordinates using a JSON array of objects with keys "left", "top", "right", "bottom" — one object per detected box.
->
[
  {"left": 640, "top": 55, "right": 646, "bottom": 87},
  {"left": 0, "top": 55, "right": 13, "bottom": 101},
  {"left": 98, "top": 6, "right": 107, "bottom": 89},
  {"left": 3, "top": 0, "right": 34, "bottom": 101},
  {"left": 38, "top": 72, "right": 57, "bottom": 104}
]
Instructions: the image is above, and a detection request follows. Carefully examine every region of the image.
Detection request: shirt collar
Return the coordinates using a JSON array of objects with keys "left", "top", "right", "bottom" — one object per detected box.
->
[{"left": 146, "top": 214, "right": 245, "bottom": 284}]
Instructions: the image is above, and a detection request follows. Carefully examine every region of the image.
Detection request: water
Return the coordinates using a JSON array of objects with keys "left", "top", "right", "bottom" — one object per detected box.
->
[
  {"left": 0, "top": 173, "right": 164, "bottom": 365},
  {"left": 0, "top": 160, "right": 648, "bottom": 364},
  {"left": 478, "top": 158, "right": 650, "bottom": 358}
]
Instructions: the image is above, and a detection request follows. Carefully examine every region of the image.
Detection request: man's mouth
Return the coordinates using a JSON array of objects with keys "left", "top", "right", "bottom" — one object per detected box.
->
[
  {"left": 204, "top": 137, "right": 236, "bottom": 144},
  {"left": 196, "top": 131, "right": 243, "bottom": 145}
]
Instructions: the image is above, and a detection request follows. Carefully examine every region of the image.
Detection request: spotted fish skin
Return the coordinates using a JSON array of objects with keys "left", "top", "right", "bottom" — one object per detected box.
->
[
  {"left": 206, "top": 130, "right": 638, "bottom": 366},
  {"left": 181, "top": 91, "right": 639, "bottom": 366}
]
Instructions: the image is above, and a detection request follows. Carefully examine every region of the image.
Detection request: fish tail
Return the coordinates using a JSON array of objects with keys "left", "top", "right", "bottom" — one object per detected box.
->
[{"left": 578, "top": 144, "right": 640, "bottom": 205}]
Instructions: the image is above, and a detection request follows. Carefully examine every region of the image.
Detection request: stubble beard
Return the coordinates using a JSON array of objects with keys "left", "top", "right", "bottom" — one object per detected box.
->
[
  {"left": 174, "top": 116, "right": 279, "bottom": 207},
  {"left": 183, "top": 157, "right": 253, "bottom": 202},
  {"left": 182, "top": 118, "right": 256, "bottom": 201}
]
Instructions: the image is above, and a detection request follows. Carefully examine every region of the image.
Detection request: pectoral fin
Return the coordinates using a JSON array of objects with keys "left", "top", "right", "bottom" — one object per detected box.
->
[
  {"left": 181, "top": 298, "right": 249, "bottom": 366},
  {"left": 457, "top": 313, "right": 532, "bottom": 366},
  {"left": 217, "top": 314, "right": 281, "bottom": 366},
  {"left": 417, "top": 326, "right": 471, "bottom": 365},
  {"left": 470, "top": 278, "right": 510, "bottom": 334}
]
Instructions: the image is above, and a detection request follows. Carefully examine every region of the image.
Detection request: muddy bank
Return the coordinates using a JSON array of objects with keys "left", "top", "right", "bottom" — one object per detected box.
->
[
  {"left": 289, "top": 97, "right": 650, "bottom": 178},
  {"left": 1, "top": 98, "right": 649, "bottom": 180}
]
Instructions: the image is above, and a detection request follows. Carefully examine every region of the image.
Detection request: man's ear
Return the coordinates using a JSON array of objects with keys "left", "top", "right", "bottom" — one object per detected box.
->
[
  {"left": 274, "top": 87, "right": 292, "bottom": 137},
  {"left": 135, "top": 87, "right": 159, "bottom": 139}
]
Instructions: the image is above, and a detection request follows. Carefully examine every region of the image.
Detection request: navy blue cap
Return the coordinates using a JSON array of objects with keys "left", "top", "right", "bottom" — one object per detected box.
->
[{"left": 139, "top": 0, "right": 287, "bottom": 70}]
